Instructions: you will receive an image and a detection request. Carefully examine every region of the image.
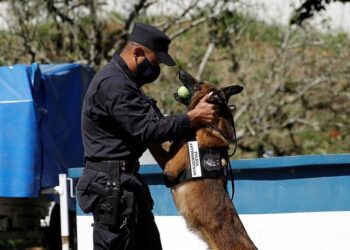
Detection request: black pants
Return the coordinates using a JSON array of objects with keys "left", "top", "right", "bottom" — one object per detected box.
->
[
  {"left": 92, "top": 210, "right": 162, "bottom": 250},
  {"left": 77, "top": 169, "right": 163, "bottom": 250}
]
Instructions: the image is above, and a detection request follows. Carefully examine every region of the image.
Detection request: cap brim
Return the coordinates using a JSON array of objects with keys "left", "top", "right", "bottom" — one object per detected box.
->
[{"left": 155, "top": 51, "right": 176, "bottom": 66}]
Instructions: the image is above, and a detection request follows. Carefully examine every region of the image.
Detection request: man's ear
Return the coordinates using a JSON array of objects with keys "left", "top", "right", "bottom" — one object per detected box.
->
[
  {"left": 133, "top": 47, "right": 145, "bottom": 58},
  {"left": 221, "top": 85, "right": 244, "bottom": 101}
]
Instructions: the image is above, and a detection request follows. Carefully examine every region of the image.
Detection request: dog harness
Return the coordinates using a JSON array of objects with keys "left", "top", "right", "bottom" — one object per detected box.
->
[{"left": 165, "top": 141, "right": 229, "bottom": 188}]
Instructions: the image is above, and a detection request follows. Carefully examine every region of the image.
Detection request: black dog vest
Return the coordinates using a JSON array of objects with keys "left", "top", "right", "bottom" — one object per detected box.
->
[{"left": 165, "top": 141, "right": 229, "bottom": 187}]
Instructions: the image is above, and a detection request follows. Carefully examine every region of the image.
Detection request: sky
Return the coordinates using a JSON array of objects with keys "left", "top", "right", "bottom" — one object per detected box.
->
[
  {"left": 108, "top": 0, "right": 350, "bottom": 35},
  {"left": 243, "top": 0, "right": 350, "bottom": 34},
  {"left": 0, "top": 0, "right": 349, "bottom": 34}
]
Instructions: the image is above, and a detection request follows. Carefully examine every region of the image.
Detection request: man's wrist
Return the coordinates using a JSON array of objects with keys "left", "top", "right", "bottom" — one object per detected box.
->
[{"left": 187, "top": 110, "right": 199, "bottom": 129}]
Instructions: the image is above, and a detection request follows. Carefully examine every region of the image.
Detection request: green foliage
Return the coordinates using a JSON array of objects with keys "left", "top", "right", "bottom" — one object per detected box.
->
[
  {"left": 324, "top": 32, "right": 349, "bottom": 51},
  {"left": 174, "top": 60, "right": 188, "bottom": 74},
  {"left": 209, "top": 10, "right": 245, "bottom": 47},
  {"left": 297, "top": 129, "right": 349, "bottom": 154},
  {"left": 0, "top": 1, "right": 349, "bottom": 157},
  {"left": 246, "top": 20, "right": 281, "bottom": 45},
  {"left": 109, "top": 11, "right": 125, "bottom": 23},
  {"left": 189, "top": 45, "right": 205, "bottom": 64},
  {"left": 0, "top": 238, "right": 44, "bottom": 249},
  {"left": 201, "top": 67, "right": 221, "bottom": 84}
]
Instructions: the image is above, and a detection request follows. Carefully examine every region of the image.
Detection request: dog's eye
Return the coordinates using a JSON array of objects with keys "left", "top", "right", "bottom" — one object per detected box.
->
[
  {"left": 194, "top": 83, "right": 201, "bottom": 91},
  {"left": 229, "top": 104, "right": 236, "bottom": 112}
]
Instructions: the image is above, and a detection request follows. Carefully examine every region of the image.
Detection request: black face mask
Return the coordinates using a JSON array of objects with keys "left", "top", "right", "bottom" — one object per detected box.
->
[{"left": 134, "top": 57, "right": 160, "bottom": 86}]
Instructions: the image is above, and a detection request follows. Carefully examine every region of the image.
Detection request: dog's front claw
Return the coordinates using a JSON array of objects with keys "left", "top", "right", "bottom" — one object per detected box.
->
[
  {"left": 163, "top": 170, "right": 179, "bottom": 188},
  {"left": 164, "top": 170, "right": 176, "bottom": 182}
]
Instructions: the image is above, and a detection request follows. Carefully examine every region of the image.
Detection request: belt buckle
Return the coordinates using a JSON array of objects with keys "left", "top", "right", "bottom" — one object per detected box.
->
[{"left": 120, "top": 161, "right": 127, "bottom": 172}]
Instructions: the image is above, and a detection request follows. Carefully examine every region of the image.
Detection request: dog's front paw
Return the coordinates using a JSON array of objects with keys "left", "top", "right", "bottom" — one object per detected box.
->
[
  {"left": 163, "top": 170, "right": 179, "bottom": 188},
  {"left": 164, "top": 170, "right": 176, "bottom": 182}
]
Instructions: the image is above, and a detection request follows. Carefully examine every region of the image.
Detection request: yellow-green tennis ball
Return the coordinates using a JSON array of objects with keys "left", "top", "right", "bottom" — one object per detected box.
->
[{"left": 178, "top": 86, "right": 190, "bottom": 99}]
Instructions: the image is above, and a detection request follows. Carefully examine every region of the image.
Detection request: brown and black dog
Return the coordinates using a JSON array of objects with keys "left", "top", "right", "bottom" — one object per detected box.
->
[{"left": 163, "top": 70, "right": 258, "bottom": 250}]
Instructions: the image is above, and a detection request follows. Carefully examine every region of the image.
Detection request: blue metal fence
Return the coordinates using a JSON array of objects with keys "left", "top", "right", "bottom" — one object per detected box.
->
[{"left": 69, "top": 154, "right": 350, "bottom": 215}]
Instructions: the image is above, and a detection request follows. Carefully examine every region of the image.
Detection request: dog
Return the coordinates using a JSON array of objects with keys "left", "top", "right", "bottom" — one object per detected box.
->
[{"left": 163, "top": 70, "right": 258, "bottom": 250}]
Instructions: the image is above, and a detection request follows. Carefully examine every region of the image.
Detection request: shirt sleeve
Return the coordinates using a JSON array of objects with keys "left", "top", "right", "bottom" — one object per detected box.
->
[{"left": 102, "top": 78, "right": 191, "bottom": 146}]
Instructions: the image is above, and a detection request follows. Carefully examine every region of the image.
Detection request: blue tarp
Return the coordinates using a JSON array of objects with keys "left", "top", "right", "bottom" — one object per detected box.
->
[
  {"left": 0, "top": 63, "right": 93, "bottom": 197},
  {"left": 0, "top": 65, "right": 41, "bottom": 197}
]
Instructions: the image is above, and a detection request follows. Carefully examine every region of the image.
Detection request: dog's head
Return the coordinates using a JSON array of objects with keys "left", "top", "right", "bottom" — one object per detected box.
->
[{"left": 174, "top": 70, "right": 243, "bottom": 111}]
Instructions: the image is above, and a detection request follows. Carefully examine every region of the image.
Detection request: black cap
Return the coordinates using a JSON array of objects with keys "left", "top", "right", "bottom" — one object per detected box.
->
[{"left": 129, "top": 22, "right": 176, "bottom": 66}]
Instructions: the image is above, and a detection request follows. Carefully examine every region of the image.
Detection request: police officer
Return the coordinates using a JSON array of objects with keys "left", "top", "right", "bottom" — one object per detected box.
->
[{"left": 76, "top": 22, "right": 217, "bottom": 250}]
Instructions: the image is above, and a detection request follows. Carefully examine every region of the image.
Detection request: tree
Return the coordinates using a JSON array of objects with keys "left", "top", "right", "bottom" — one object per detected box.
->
[
  {"left": 0, "top": 0, "right": 349, "bottom": 157},
  {"left": 0, "top": 0, "right": 243, "bottom": 67},
  {"left": 292, "top": 0, "right": 350, "bottom": 25},
  {"left": 231, "top": 24, "right": 350, "bottom": 157}
]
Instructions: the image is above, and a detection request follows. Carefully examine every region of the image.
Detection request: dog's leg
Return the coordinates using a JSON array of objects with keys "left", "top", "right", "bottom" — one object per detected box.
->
[
  {"left": 148, "top": 143, "right": 171, "bottom": 169},
  {"left": 164, "top": 144, "right": 189, "bottom": 181},
  {"left": 172, "top": 179, "right": 258, "bottom": 250}
]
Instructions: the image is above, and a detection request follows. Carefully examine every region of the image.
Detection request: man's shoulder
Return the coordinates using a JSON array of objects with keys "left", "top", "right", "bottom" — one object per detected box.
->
[
  {"left": 92, "top": 63, "right": 136, "bottom": 91},
  {"left": 93, "top": 62, "right": 124, "bottom": 83},
  {"left": 101, "top": 75, "right": 138, "bottom": 95}
]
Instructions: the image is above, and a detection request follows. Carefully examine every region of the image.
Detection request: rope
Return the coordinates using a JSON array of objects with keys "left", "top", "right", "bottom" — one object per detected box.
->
[{"left": 228, "top": 104, "right": 238, "bottom": 200}]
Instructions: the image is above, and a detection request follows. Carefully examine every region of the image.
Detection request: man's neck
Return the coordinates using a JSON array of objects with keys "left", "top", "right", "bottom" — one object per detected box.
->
[{"left": 120, "top": 51, "right": 137, "bottom": 74}]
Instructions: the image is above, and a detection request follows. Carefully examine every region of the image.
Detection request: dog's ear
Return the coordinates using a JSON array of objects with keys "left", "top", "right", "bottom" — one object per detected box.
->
[{"left": 221, "top": 85, "right": 244, "bottom": 101}]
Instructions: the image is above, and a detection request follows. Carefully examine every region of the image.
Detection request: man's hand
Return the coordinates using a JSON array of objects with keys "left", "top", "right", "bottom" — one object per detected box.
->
[{"left": 187, "top": 92, "right": 218, "bottom": 128}]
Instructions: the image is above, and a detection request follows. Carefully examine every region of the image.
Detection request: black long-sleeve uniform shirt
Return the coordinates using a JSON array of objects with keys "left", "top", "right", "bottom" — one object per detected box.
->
[{"left": 81, "top": 54, "right": 191, "bottom": 162}]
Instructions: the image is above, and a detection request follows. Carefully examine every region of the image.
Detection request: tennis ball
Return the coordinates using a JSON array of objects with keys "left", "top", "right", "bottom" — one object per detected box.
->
[{"left": 177, "top": 86, "right": 190, "bottom": 99}]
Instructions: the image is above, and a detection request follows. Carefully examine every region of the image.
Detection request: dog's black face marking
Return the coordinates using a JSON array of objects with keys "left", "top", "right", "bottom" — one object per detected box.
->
[
  {"left": 174, "top": 70, "right": 199, "bottom": 105},
  {"left": 179, "top": 70, "right": 198, "bottom": 94},
  {"left": 174, "top": 70, "right": 244, "bottom": 107}
]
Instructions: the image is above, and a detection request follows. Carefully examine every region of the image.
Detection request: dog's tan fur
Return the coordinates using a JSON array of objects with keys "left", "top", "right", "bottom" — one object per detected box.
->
[{"left": 163, "top": 79, "right": 258, "bottom": 250}]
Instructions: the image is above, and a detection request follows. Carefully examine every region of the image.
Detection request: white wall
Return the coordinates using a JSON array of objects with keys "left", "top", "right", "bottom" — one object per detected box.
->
[{"left": 77, "top": 211, "right": 350, "bottom": 250}]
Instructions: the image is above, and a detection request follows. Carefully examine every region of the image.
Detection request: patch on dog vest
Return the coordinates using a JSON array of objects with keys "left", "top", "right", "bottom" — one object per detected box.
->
[
  {"left": 202, "top": 153, "right": 221, "bottom": 172},
  {"left": 188, "top": 141, "right": 202, "bottom": 178}
]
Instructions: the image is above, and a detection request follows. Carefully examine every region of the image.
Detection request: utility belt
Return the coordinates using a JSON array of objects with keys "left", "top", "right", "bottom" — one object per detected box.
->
[
  {"left": 85, "top": 160, "right": 141, "bottom": 228},
  {"left": 85, "top": 159, "right": 140, "bottom": 174}
]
